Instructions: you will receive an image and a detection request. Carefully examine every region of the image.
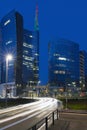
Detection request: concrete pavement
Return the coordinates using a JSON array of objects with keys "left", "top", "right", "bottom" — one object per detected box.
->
[
  {"left": 48, "top": 111, "right": 87, "bottom": 130},
  {"left": 48, "top": 119, "right": 87, "bottom": 130}
]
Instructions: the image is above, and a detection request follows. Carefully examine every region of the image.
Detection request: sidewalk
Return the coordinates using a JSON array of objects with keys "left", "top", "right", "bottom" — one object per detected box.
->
[
  {"left": 48, "top": 119, "right": 69, "bottom": 130},
  {"left": 48, "top": 110, "right": 87, "bottom": 130},
  {"left": 62, "top": 109, "right": 87, "bottom": 114}
]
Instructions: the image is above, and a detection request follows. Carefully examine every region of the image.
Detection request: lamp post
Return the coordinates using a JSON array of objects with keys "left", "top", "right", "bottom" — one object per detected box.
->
[
  {"left": 5, "top": 54, "right": 12, "bottom": 107},
  {"left": 29, "top": 81, "right": 33, "bottom": 98},
  {"left": 65, "top": 70, "right": 69, "bottom": 110},
  {"left": 65, "top": 85, "right": 68, "bottom": 110},
  {"left": 37, "top": 81, "right": 41, "bottom": 97}
]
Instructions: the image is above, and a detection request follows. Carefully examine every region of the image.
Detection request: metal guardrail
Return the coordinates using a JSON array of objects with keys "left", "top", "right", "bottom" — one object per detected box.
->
[{"left": 28, "top": 109, "right": 59, "bottom": 130}]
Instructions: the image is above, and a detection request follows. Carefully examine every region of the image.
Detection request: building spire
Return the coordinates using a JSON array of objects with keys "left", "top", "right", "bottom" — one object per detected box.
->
[{"left": 34, "top": 3, "right": 39, "bottom": 31}]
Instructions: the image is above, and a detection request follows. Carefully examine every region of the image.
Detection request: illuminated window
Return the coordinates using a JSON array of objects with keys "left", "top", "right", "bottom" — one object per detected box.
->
[
  {"left": 29, "top": 35, "right": 33, "bottom": 38},
  {"left": 23, "top": 42, "right": 33, "bottom": 49},
  {"left": 58, "top": 57, "right": 67, "bottom": 61},
  {"left": 23, "top": 50, "right": 28, "bottom": 54},
  {"left": 6, "top": 40, "right": 12, "bottom": 45},
  {"left": 54, "top": 71, "right": 59, "bottom": 74},
  {"left": 23, "top": 55, "right": 33, "bottom": 61},
  {"left": 58, "top": 57, "right": 74, "bottom": 62},
  {"left": 35, "top": 53, "right": 38, "bottom": 56},
  {"left": 54, "top": 70, "right": 65, "bottom": 74},
  {"left": 4, "top": 19, "right": 10, "bottom": 26}
]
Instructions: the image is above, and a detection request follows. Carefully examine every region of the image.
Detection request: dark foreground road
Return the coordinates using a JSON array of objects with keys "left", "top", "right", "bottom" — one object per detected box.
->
[{"left": 48, "top": 111, "right": 87, "bottom": 130}]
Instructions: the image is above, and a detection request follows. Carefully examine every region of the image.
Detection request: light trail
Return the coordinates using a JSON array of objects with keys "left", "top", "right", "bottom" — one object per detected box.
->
[
  {"left": 0, "top": 100, "right": 54, "bottom": 123},
  {"left": 0, "top": 98, "right": 62, "bottom": 130}
]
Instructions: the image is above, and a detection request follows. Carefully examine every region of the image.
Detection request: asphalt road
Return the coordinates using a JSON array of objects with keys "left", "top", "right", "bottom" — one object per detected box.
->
[{"left": 48, "top": 111, "right": 87, "bottom": 130}]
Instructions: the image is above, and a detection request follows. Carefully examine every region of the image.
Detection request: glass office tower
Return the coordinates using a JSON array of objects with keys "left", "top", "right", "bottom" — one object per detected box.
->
[
  {"left": 33, "top": 31, "right": 39, "bottom": 85},
  {"left": 48, "top": 39, "right": 80, "bottom": 91},
  {"left": 33, "top": 4, "right": 39, "bottom": 85},
  {"left": 23, "top": 29, "right": 34, "bottom": 84},
  {"left": 0, "top": 9, "right": 39, "bottom": 96},
  {"left": 0, "top": 10, "right": 23, "bottom": 95}
]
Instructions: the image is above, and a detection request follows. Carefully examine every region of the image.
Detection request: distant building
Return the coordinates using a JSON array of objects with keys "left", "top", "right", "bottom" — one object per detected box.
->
[
  {"left": 80, "top": 51, "right": 87, "bottom": 91},
  {"left": 0, "top": 7, "right": 39, "bottom": 96},
  {"left": 48, "top": 39, "right": 80, "bottom": 91}
]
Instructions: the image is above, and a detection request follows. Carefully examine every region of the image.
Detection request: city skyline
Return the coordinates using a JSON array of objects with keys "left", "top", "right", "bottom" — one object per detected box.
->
[{"left": 0, "top": 0, "right": 87, "bottom": 85}]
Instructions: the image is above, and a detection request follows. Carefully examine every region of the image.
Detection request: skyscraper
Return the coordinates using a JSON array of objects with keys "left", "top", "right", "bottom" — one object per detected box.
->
[
  {"left": 33, "top": 4, "right": 39, "bottom": 85},
  {"left": 23, "top": 29, "right": 34, "bottom": 85},
  {"left": 48, "top": 39, "right": 80, "bottom": 91},
  {"left": 80, "top": 51, "right": 87, "bottom": 91},
  {"left": 0, "top": 7, "right": 39, "bottom": 96},
  {"left": 0, "top": 10, "right": 23, "bottom": 95}
]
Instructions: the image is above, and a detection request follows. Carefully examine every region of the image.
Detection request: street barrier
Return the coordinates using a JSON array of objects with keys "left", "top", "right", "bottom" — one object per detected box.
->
[{"left": 28, "top": 109, "right": 59, "bottom": 130}]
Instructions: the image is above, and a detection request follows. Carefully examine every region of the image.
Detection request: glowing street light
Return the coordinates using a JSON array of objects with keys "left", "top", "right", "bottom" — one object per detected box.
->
[
  {"left": 5, "top": 54, "right": 12, "bottom": 107},
  {"left": 6, "top": 54, "right": 12, "bottom": 83},
  {"left": 37, "top": 80, "right": 41, "bottom": 97}
]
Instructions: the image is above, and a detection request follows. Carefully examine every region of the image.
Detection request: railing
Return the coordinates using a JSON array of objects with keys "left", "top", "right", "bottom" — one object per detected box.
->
[{"left": 28, "top": 109, "right": 59, "bottom": 130}]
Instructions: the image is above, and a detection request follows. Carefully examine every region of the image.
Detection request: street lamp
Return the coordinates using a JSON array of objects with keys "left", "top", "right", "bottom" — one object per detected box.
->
[
  {"left": 37, "top": 81, "right": 41, "bottom": 97},
  {"left": 5, "top": 54, "right": 12, "bottom": 107},
  {"left": 29, "top": 81, "right": 33, "bottom": 98},
  {"left": 65, "top": 85, "right": 68, "bottom": 110}
]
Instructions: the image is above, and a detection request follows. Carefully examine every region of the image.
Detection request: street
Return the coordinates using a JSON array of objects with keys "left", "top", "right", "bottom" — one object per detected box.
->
[{"left": 0, "top": 98, "right": 62, "bottom": 130}]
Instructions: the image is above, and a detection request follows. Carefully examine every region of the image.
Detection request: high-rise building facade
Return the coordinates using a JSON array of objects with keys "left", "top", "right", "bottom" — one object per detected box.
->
[
  {"left": 33, "top": 31, "right": 39, "bottom": 85},
  {"left": 33, "top": 4, "right": 39, "bottom": 85},
  {"left": 23, "top": 29, "right": 34, "bottom": 85},
  {"left": 0, "top": 10, "right": 24, "bottom": 96},
  {"left": 0, "top": 8, "right": 39, "bottom": 96},
  {"left": 84, "top": 52, "right": 87, "bottom": 90},
  {"left": 80, "top": 51, "right": 87, "bottom": 91},
  {"left": 48, "top": 39, "right": 80, "bottom": 91}
]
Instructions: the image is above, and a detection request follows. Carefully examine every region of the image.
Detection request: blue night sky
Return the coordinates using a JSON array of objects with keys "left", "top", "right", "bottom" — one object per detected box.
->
[{"left": 0, "top": 0, "right": 87, "bottom": 85}]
